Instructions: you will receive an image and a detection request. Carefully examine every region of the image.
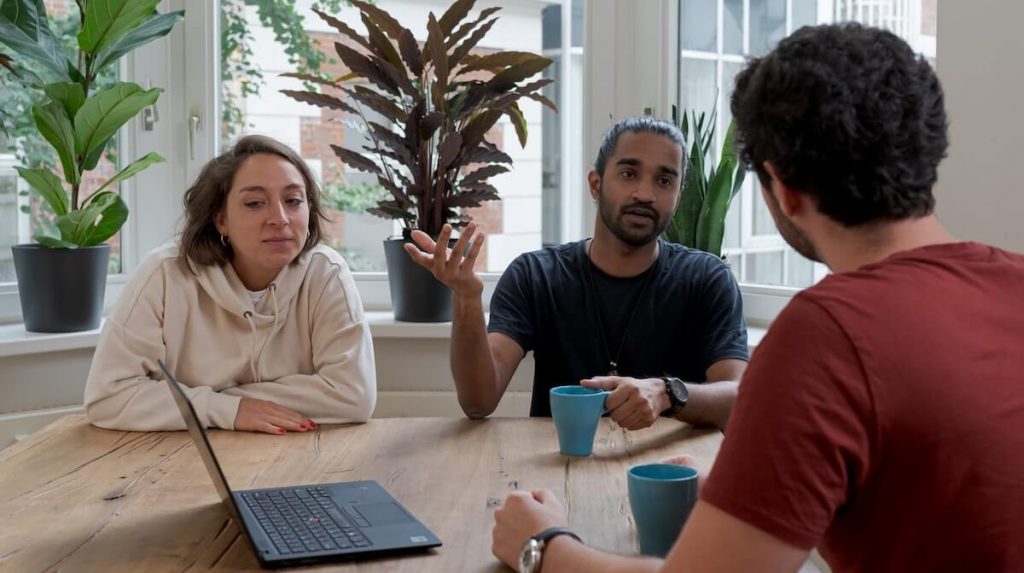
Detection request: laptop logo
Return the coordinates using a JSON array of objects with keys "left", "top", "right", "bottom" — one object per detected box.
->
[{"left": 410, "top": 536, "right": 428, "bottom": 543}]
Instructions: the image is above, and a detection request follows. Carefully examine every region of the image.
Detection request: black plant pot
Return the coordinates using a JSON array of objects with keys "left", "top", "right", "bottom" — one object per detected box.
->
[
  {"left": 383, "top": 237, "right": 453, "bottom": 322},
  {"left": 11, "top": 244, "right": 110, "bottom": 333}
]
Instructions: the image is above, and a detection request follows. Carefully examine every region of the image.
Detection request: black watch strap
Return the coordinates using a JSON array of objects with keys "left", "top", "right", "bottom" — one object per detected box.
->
[{"left": 531, "top": 526, "right": 582, "bottom": 546}]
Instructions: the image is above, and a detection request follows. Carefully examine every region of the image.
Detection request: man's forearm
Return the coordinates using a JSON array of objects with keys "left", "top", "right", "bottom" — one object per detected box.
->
[
  {"left": 541, "top": 536, "right": 663, "bottom": 573},
  {"left": 676, "top": 380, "right": 738, "bottom": 429},
  {"left": 450, "top": 295, "right": 500, "bottom": 418}
]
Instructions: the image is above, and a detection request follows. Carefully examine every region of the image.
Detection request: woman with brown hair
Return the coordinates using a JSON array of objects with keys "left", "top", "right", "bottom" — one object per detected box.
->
[{"left": 84, "top": 135, "right": 376, "bottom": 433}]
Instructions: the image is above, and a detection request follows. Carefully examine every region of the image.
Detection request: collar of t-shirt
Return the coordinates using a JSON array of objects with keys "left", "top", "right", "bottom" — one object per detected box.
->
[{"left": 246, "top": 289, "right": 265, "bottom": 307}]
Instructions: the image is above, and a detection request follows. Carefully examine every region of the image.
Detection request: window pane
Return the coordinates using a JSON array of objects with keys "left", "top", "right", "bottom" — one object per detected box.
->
[
  {"left": 745, "top": 251, "right": 784, "bottom": 285},
  {"left": 219, "top": 1, "right": 581, "bottom": 273},
  {"left": 749, "top": 0, "right": 787, "bottom": 55},
  {"left": 792, "top": 0, "right": 818, "bottom": 30},
  {"left": 681, "top": 0, "right": 718, "bottom": 52},
  {"left": 0, "top": 165, "right": 19, "bottom": 282},
  {"left": 785, "top": 249, "right": 816, "bottom": 287},
  {"left": 0, "top": 4, "right": 123, "bottom": 286},
  {"left": 720, "top": 61, "right": 744, "bottom": 141},
  {"left": 680, "top": 1, "right": 936, "bottom": 289},
  {"left": 724, "top": 0, "right": 744, "bottom": 55},
  {"left": 753, "top": 188, "right": 776, "bottom": 235},
  {"left": 680, "top": 58, "right": 718, "bottom": 116}
]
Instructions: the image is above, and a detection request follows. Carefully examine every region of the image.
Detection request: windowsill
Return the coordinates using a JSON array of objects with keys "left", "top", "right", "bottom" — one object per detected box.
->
[{"left": 0, "top": 313, "right": 768, "bottom": 358}]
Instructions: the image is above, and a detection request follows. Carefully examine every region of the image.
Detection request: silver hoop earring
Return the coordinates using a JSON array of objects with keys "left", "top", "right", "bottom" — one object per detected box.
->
[{"left": 220, "top": 234, "right": 229, "bottom": 246}]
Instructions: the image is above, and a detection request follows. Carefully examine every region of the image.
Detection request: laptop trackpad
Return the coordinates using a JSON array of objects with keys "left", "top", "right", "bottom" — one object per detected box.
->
[{"left": 354, "top": 502, "right": 414, "bottom": 526}]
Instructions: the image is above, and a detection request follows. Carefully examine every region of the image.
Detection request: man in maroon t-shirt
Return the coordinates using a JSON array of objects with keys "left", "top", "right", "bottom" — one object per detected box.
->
[{"left": 489, "top": 23, "right": 1024, "bottom": 573}]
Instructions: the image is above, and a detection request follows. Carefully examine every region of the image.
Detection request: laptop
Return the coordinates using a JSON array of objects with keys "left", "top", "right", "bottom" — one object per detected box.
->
[{"left": 158, "top": 360, "right": 442, "bottom": 569}]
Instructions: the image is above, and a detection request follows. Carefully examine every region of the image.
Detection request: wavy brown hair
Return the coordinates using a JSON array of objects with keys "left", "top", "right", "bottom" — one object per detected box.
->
[{"left": 179, "top": 135, "right": 328, "bottom": 272}]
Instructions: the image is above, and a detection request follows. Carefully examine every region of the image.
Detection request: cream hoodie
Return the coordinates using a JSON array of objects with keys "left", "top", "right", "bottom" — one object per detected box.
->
[{"left": 84, "top": 243, "right": 377, "bottom": 431}]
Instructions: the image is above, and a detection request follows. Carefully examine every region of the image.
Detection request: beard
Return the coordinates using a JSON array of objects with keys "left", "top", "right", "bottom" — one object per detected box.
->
[
  {"left": 761, "top": 187, "right": 823, "bottom": 263},
  {"left": 597, "top": 183, "right": 671, "bottom": 247}
]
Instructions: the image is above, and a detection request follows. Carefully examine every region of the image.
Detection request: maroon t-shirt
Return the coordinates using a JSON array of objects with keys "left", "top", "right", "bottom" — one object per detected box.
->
[{"left": 702, "top": 242, "right": 1024, "bottom": 571}]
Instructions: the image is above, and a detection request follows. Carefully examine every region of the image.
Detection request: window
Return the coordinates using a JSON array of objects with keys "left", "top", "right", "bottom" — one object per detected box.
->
[
  {"left": 677, "top": 0, "right": 937, "bottom": 288},
  {"left": 216, "top": 1, "right": 585, "bottom": 273},
  {"left": 0, "top": 0, "right": 123, "bottom": 287}
]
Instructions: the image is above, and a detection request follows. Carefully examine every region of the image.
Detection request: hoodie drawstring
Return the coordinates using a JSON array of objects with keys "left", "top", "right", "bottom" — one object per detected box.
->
[{"left": 243, "top": 283, "right": 280, "bottom": 384}]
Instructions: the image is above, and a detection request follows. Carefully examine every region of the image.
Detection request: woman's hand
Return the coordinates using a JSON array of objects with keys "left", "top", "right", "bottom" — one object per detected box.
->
[{"left": 234, "top": 398, "right": 315, "bottom": 434}]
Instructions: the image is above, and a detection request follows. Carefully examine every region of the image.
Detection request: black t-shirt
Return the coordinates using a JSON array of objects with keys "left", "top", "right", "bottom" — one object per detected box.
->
[{"left": 488, "top": 240, "right": 749, "bottom": 416}]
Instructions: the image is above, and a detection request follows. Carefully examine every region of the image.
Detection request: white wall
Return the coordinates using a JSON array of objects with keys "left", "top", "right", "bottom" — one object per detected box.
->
[{"left": 934, "top": 0, "right": 1024, "bottom": 252}]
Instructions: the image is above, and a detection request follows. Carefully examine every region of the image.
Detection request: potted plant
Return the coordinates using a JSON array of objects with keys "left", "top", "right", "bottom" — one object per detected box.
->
[
  {"left": 0, "top": 1, "right": 183, "bottom": 332},
  {"left": 663, "top": 106, "right": 746, "bottom": 259},
  {"left": 282, "top": 0, "right": 556, "bottom": 322}
]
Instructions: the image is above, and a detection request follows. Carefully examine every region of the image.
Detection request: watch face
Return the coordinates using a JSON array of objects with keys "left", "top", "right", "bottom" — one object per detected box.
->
[
  {"left": 668, "top": 377, "right": 688, "bottom": 405},
  {"left": 519, "top": 539, "right": 542, "bottom": 573}
]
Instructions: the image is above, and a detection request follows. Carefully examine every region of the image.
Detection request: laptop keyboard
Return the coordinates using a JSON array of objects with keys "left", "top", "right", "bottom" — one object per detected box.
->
[{"left": 241, "top": 487, "right": 372, "bottom": 555}]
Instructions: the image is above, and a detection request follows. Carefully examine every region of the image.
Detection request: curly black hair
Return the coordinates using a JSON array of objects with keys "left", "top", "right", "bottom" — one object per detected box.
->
[{"left": 730, "top": 23, "right": 948, "bottom": 226}]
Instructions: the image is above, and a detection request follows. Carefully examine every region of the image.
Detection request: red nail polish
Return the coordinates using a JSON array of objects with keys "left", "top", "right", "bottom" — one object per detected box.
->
[
  {"left": 277, "top": 428, "right": 285, "bottom": 435},
  {"left": 309, "top": 421, "right": 317, "bottom": 429}
]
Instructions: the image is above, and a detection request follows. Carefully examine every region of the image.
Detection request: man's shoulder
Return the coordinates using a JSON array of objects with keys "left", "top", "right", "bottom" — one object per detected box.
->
[
  {"left": 658, "top": 242, "right": 732, "bottom": 284},
  {"left": 506, "top": 240, "right": 585, "bottom": 275}
]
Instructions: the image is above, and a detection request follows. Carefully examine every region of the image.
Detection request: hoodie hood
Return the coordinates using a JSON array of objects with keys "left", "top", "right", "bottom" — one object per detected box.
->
[{"left": 193, "top": 250, "right": 313, "bottom": 320}]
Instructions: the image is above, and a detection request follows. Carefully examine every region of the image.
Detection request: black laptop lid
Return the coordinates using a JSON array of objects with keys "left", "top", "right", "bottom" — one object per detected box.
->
[{"left": 158, "top": 360, "right": 243, "bottom": 522}]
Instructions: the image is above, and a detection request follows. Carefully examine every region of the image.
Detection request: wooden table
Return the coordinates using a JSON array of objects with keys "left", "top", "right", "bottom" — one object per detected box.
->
[{"left": 0, "top": 416, "right": 721, "bottom": 572}]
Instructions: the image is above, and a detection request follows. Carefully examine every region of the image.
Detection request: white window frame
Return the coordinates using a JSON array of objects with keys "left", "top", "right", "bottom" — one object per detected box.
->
[{"left": 0, "top": 0, "right": 804, "bottom": 327}]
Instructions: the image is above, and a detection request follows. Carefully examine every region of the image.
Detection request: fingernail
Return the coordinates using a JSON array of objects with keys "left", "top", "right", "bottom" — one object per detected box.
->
[
  {"left": 309, "top": 421, "right": 317, "bottom": 429},
  {"left": 277, "top": 428, "right": 285, "bottom": 435}
]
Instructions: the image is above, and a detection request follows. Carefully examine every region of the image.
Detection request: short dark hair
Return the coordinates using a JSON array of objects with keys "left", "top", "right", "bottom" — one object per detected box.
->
[
  {"left": 730, "top": 23, "right": 948, "bottom": 226},
  {"left": 594, "top": 116, "right": 686, "bottom": 178},
  {"left": 180, "top": 135, "right": 328, "bottom": 271}
]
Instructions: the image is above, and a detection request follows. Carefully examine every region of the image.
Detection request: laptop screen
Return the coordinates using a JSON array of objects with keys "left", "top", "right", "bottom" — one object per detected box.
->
[{"left": 158, "top": 360, "right": 243, "bottom": 522}]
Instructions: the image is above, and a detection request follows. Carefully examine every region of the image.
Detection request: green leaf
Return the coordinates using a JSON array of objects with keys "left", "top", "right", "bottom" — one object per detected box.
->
[
  {"left": 426, "top": 14, "right": 448, "bottom": 109},
  {"left": 14, "top": 166, "right": 67, "bottom": 215},
  {"left": 56, "top": 191, "right": 128, "bottom": 246},
  {"left": 94, "top": 151, "right": 164, "bottom": 193},
  {"left": 505, "top": 102, "right": 528, "bottom": 148},
  {"left": 485, "top": 55, "right": 552, "bottom": 92},
  {"left": 360, "top": 12, "right": 406, "bottom": 78},
  {"left": 280, "top": 89, "right": 356, "bottom": 114},
  {"left": 74, "top": 82, "right": 162, "bottom": 167},
  {"left": 438, "top": 0, "right": 475, "bottom": 36},
  {"left": 93, "top": 10, "right": 184, "bottom": 72},
  {"left": 695, "top": 122, "right": 743, "bottom": 257},
  {"left": 348, "top": 0, "right": 405, "bottom": 41},
  {"left": 33, "top": 230, "right": 77, "bottom": 248},
  {"left": 43, "top": 81, "right": 86, "bottom": 119},
  {"left": 0, "top": 0, "right": 69, "bottom": 79},
  {"left": 32, "top": 101, "right": 78, "bottom": 184},
  {"left": 457, "top": 51, "right": 548, "bottom": 76},
  {"left": 78, "top": 0, "right": 161, "bottom": 55}
]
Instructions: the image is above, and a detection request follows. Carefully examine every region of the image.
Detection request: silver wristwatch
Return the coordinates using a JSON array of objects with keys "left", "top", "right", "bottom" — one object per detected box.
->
[{"left": 518, "top": 527, "right": 582, "bottom": 573}]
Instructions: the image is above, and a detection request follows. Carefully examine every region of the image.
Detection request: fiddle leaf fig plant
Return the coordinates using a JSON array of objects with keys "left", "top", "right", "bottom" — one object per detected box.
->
[
  {"left": 282, "top": 0, "right": 557, "bottom": 237},
  {"left": 0, "top": 0, "right": 183, "bottom": 248}
]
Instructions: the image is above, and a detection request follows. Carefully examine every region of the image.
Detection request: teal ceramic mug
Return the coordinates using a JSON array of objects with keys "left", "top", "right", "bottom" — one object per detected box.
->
[
  {"left": 627, "top": 463, "right": 699, "bottom": 556},
  {"left": 549, "top": 386, "right": 608, "bottom": 456}
]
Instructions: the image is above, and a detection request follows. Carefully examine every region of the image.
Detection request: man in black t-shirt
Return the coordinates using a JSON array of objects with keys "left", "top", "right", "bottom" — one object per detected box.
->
[{"left": 405, "top": 117, "right": 748, "bottom": 430}]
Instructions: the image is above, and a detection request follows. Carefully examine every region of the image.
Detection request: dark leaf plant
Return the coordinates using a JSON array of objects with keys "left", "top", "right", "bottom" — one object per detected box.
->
[
  {"left": 0, "top": 0, "right": 183, "bottom": 248},
  {"left": 663, "top": 105, "right": 746, "bottom": 259},
  {"left": 282, "top": 0, "right": 557, "bottom": 237}
]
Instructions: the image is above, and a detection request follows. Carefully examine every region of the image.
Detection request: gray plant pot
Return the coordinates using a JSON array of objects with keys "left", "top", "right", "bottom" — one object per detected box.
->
[
  {"left": 383, "top": 237, "right": 453, "bottom": 323},
  {"left": 11, "top": 244, "right": 110, "bottom": 332}
]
